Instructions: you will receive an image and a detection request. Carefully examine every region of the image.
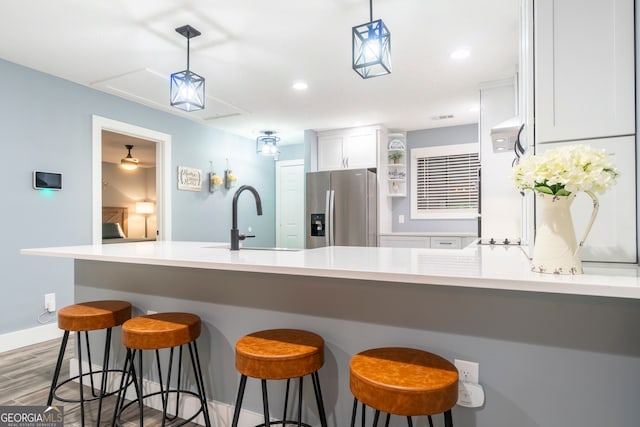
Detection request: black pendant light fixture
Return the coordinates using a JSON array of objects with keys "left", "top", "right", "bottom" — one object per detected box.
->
[
  {"left": 121, "top": 145, "right": 139, "bottom": 171},
  {"left": 352, "top": 0, "right": 391, "bottom": 79},
  {"left": 256, "top": 131, "right": 280, "bottom": 156},
  {"left": 170, "top": 25, "right": 205, "bottom": 112}
]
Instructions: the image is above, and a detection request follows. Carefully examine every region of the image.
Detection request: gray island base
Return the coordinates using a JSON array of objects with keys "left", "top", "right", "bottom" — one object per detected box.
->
[{"left": 23, "top": 242, "right": 640, "bottom": 427}]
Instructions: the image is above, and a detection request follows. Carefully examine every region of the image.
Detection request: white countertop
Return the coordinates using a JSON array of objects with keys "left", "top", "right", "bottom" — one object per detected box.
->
[{"left": 21, "top": 241, "right": 640, "bottom": 300}]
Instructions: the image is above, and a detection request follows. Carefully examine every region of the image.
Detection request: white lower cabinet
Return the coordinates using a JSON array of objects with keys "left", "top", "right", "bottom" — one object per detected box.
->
[
  {"left": 537, "top": 136, "right": 636, "bottom": 262},
  {"left": 379, "top": 235, "right": 430, "bottom": 248},
  {"left": 379, "top": 235, "right": 476, "bottom": 249}
]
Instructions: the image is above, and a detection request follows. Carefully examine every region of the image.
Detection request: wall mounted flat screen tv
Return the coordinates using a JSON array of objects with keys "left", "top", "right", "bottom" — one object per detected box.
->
[{"left": 33, "top": 171, "right": 63, "bottom": 190}]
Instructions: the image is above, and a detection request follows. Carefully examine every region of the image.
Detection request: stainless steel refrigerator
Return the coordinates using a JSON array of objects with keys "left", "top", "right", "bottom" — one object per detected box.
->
[{"left": 305, "top": 169, "right": 377, "bottom": 248}]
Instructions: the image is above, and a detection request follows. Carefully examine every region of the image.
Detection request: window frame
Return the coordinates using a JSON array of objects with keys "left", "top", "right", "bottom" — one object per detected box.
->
[{"left": 410, "top": 143, "right": 480, "bottom": 219}]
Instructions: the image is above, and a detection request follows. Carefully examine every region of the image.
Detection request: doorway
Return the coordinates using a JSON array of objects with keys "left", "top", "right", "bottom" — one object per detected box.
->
[
  {"left": 275, "top": 159, "right": 305, "bottom": 248},
  {"left": 92, "top": 116, "right": 172, "bottom": 244},
  {"left": 102, "top": 131, "right": 156, "bottom": 240}
]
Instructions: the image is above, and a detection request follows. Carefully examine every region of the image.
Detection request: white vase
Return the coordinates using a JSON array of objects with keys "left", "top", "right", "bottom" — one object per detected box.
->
[{"left": 531, "top": 191, "right": 599, "bottom": 275}]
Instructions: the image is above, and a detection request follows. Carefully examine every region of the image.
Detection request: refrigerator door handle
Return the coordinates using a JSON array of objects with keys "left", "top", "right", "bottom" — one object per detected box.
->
[
  {"left": 328, "top": 190, "right": 335, "bottom": 246},
  {"left": 324, "top": 190, "right": 331, "bottom": 246}
]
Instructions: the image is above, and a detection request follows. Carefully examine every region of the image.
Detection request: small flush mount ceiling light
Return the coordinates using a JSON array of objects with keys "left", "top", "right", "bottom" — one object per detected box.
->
[
  {"left": 170, "top": 25, "right": 205, "bottom": 112},
  {"left": 256, "top": 131, "right": 280, "bottom": 156},
  {"left": 120, "top": 145, "right": 139, "bottom": 171},
  {"left": 352, "top": 0, "right": 391, "bottom": 79}
]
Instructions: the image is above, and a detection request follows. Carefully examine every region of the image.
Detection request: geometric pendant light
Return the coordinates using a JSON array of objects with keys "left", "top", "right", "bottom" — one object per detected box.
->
[
  {"left": 120, "top": 145, "right": 139, "bottom": 171},
  {"left": 352, "top": 0, "right": 391, "bottom": 79},
  {"left": 170, "top": 25, "right": 205, "bottom": 112},
  {"left": 256, "top": 131, "right": 280, "bottom": 156}
]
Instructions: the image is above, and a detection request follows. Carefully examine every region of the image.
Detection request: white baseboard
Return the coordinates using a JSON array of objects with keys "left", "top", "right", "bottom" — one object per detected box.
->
[
  {"left": 0, "top": 323, "right": 63, "bottom": 353},
  {"left": 70, "top": 358, "right": 265, "bottom": 427}
]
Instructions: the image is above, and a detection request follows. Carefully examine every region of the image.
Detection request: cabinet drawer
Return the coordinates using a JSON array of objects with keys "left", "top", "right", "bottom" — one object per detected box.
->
[{"left": 430, "top": 237, "right": 462, "bottom": 249}]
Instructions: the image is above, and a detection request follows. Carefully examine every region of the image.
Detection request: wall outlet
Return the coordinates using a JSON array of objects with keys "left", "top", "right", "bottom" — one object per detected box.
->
[
  {"left": 454, "top": 359, "right": 479, "bottom": 384},
  {"left": 398, "top": 215, "right": 405, "bottom": 224},
  {"left": 44, "top": 293, "right": 56, "bottom": 313}
]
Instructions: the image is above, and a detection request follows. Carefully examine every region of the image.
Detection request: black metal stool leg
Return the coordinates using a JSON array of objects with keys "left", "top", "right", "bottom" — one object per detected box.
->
[
  {"left": 361, "top": 402, "right": 366, "bottom": 427},
  {"left": 384, "top": 413, "right": 390, "bottom": 427},
  {"left": 282, "top": 379, "right": 291, "bottom": 426},
  {"left": 296, "top": 376, "right": 303, "bottom": 426},
  {"left": 137, "top": 350, "right": 144, "bottom": 427},
  {"left": 170, "top": 346, "right": 181, "bottom": 421},
  {"left": 189, "top": 341, "right": 212, "bottom": 427},
  {"left": 157, "top": 348, "right": 168, "bottom": 427},
  {"left": 112, "top": 348, "right": 132, "bottom": 427},
  {"left": 444, "top": 409, "right": 453, "bottom": 427},
  {"left": 96, "top": 327, "right": 113, "bottom": 426},
  {"left": 231, "top": 375, "right": 247, "bottom": 427},
  {"left": 372, "top": 410, "right": 380, "bottom": 427},
  {"left": 47, "top": 330, "right": 69, "bottom": 406},
  {"left": 311, "top": 371, "right": 328, "bottom": 427},
  {"left": 76, "top": 332, "right": 86, "bottom": 427},
  {"left": 350, "top": 398, "right": 358, "bottom": 427},
  {"left": 406, "top": 416, "right": 413, "bottom": 427},
  {"left": 261, "top": 379, "right": 270, "bottom": 427},
  {"left": 428, "top": 415, "right": 434, "bottom": 427},
  {"left": 85, "top": 331, "right": 98, "bottom": 398}
]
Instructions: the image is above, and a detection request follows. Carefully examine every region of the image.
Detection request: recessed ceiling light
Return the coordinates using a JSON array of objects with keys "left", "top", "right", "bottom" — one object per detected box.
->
[
  {"left": 450, "top": 48, "right": 471, "bottom": 60},
  {"left": 292, "top": 81, "right": 308, "bottom": 91}
]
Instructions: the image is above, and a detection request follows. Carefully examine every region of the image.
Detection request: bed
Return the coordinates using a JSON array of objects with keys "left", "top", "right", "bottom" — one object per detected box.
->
[{"left": 102, "top": 206, "right": 153, "bottom": 243}]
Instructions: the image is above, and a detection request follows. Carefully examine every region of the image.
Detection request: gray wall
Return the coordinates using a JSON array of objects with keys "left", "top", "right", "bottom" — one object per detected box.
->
[
  {"left": 1, "top": 58, "right": 275, "bottom": 335},
  {"left": 76, "top": 260, "right": 640, "bottom": 427},
  {"left": 277, "top": 143, "right": 305, "bottom": 162},
  {"left": 393, "top": 124, "right": 479, "bottom": 234}
]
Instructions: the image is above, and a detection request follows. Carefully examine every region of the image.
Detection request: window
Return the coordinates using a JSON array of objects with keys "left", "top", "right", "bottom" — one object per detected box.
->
[{"left": 411, "top": 143, "right": 480, "bottom": 219}]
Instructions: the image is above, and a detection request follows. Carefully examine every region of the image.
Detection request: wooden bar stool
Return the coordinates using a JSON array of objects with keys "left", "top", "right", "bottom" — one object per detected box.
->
[
  {"left": 349, "top": 347, "right": 458, "bottom": 427},
  {"left": 113, "top": 312, "right": 211, "bottom": 427},
  {"left": 231, "top": 329, "right": 328, "bottom": 427},
  {"left": 47, "top": 300, "right": 132, "bottom": 427}
]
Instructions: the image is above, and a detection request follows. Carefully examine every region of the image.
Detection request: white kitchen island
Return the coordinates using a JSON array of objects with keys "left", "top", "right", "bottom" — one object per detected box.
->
[{"left": 22, "top": 241, "right": 640, "bottom": 427}]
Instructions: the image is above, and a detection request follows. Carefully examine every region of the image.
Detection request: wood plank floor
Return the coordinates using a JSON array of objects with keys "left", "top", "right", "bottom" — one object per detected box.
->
[{"left": 0, "top": 337, "right": 201, "bottom": 426}]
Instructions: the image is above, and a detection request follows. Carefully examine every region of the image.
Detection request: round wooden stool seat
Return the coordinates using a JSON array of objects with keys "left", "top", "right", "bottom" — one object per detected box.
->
[
  {"left": 58, "top": 300, "right": 132, "bottom": 331},
  {"left": 122, "top": 312, "right": 201, "bottom": 350},
  {"left": 235, "top": 329, "right": 324, "bottom": 380},
  {"left": 350, "top": 347, "right": 458, "bottom": 416}
]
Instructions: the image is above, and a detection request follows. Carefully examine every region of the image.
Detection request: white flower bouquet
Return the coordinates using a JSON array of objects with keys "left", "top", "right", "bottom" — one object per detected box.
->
[{"left": 512, "top": 145, "right": 619, "bottom": 196}]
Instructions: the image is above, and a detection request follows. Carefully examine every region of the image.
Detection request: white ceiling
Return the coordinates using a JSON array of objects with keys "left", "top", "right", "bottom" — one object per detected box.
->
[{"left": 1, "top": 0, "right": 519, "bottom": 145}]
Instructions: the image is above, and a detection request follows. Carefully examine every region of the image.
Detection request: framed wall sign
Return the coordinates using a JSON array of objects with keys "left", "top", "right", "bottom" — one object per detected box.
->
[{"left": 177, "top": 166, "right": 202, "bottom": 191}]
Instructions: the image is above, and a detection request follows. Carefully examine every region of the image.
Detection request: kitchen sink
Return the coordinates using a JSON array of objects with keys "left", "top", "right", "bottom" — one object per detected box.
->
[
  {"left": 242, "top": 246, "right": 301, "bottom": 252},
  {"left": 202, "top": 244, "right": 300, "bottom": 252}
]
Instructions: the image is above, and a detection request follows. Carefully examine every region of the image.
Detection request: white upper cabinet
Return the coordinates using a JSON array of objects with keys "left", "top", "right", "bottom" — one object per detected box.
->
[
  {"left": 317, "top": 127, "right": 378, "bottom": 171},
  {"left": 534, "top": 0, "right": 635, "bottom": 143},
  {"left": 317, "top": 135, "right": 344, "bottom": 170}
]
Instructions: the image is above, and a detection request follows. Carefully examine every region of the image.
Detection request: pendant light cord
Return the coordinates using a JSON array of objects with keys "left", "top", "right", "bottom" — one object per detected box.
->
[{"left": 369, "top": 0, "right": 373, "bottom": 22}]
